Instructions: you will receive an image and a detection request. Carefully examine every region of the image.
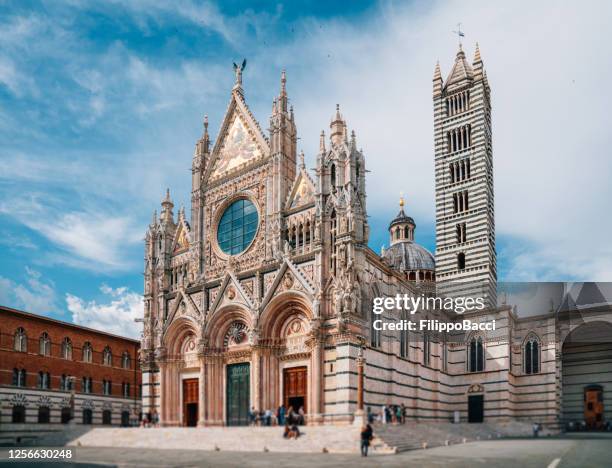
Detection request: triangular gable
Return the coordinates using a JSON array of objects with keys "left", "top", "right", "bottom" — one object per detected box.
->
[
  {"left": 164, "top": 290, "right": 200, "bottom": 328},
  {"left": 205, "top": 92, "right": 270, "bottom": 183},
  {"left": 260, "top": 259, "right": 315, "bottom": 310},
  {"left": 171, "top": 218, "right": 191, "bottom": 254},
  {"left": 285, "top": 169, "right": 316, "bottom": 211},
  {"left": 208, "top": 272, "right": 255, "bottom": 314}
]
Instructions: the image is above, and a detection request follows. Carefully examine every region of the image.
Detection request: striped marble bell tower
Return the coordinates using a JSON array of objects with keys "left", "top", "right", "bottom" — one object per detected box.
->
[{"left": 433, "top": 43, "right": 497, "bottom": 307}]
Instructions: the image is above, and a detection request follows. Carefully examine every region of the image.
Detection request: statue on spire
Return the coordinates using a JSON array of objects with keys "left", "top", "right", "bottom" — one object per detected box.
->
[{"left": 233, "top": 59, "right": 247, "bottom": 88}]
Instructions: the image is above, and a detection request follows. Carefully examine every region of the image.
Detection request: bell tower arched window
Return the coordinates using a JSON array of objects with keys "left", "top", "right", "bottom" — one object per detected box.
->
[{"left": 457, "top": 252, "right": 466, "bottom": 270}]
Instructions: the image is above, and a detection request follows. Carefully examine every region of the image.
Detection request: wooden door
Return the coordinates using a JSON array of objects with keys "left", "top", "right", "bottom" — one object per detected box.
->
[
  {"left": 585, "top": 388, "right": 604, "bottom": 429},
  {"left": 182, "top": 378, "right": 198, "bottom": 427},
  {"left": 283, "top": 366, "right": 307, "bottom": 413}
]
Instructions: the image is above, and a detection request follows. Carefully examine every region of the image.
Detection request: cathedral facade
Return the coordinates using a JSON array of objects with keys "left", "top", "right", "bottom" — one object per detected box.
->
[{"left": 140, "top": 45, "right": 612, "bottom": 429}]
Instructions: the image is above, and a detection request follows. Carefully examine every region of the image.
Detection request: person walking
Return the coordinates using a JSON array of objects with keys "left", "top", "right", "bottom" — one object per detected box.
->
[
  {"left": 360, "top": 424, "right": 374, "bottom": 457},
  {"left": 533, "top": 422, "right": 540, "bottom": 437}
]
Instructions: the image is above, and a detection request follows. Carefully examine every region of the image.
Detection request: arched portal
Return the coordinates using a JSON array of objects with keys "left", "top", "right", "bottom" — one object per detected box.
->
[
  {"left": 562, "top": 321, "right": 612, "bottom": 429},
  {"left": 259, "top": 292, "right": 317, "bottom": 423},
  {"left": 203, "top": 305, "right": 253, "bottom": 426},
  {"left": 160, "top": 317, "right": 200, "bottom": 427}
]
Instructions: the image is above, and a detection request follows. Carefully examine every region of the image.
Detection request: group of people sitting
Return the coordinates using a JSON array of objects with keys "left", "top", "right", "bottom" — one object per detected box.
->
[
  {"left": 247, "top": 405, "right": 305, "bottom": 440},
  {"left": 248, "top": 405, "right": 306, "bottom": 428}
]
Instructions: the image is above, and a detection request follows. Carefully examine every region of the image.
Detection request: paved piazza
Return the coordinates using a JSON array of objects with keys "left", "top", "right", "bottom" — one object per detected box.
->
[{"left": 1, "top": 434, "right": 610, "bottom": 468}]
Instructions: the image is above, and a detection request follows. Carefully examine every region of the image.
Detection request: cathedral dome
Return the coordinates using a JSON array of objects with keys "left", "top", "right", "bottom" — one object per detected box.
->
[
  {"left": 383, "top": 196, "right": 435, "bottom": 278},
  {"left": 383, "top": 240, "right": 435, "bottom": 272}
]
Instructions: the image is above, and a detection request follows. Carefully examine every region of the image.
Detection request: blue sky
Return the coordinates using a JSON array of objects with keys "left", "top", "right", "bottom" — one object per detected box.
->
[{"left": 1, "top": 1, "right": 611, "bottom": 337}]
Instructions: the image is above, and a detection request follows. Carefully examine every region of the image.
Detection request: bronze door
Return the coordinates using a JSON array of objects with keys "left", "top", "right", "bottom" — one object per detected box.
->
[{"left": 226, "top": 363, "right": 250, "bottom": 426}]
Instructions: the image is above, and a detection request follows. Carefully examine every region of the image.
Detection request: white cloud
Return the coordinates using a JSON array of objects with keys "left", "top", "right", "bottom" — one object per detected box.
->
[
  {"left": 66, "top": 284, "right": 142, "bottom": 339},
  {"left": 0, "top": 267, "right": 59, "bottom": 315},
  {"left": 0, "top": 195, "right": 142, "bottom": 271}
]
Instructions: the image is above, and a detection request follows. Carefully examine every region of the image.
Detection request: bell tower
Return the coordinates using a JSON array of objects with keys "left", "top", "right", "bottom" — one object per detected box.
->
[{"left": 433, "top": 43, "right": 497, "bottom": 307}]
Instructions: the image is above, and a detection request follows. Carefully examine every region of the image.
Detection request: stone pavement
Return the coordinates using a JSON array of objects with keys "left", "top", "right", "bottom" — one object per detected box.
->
[{"left": 1, "top": 434, "right": 611, "bottom": 468}]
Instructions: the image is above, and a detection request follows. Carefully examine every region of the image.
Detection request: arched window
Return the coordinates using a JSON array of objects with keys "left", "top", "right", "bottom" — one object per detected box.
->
[
  {"left": 61, "top": 337, "right": 72, "bottom": 360},
  {"left": 122, "top": 382, "right": 130, "bottom": 397},
  {"left": 399, "top": 312, "right": 409, "bottom": 358},
  {"left": 468, "top": 336, "right": 484, "bottom": 372},
  {"left": 330, "top": 164, "right": 336, "bottom": 190},
  {"left": 457, "top": 252, "right": 466, "bottom": 270},
  {"left": 330, "top": 210, "right": 337, "bottom": 276},
  {"left": 370, "top": 306, "right": 381, "bottom": 348},
  {"left": 82, "top": 342, "right": 93, "bottom": 363},
  {"left": 441, "top": 335, "right": 448, "bottom": 371},
  {"left": 13, "top": 368, "right": 26, "bottom": 387},
  {"left": 60, "top": 374, "right": 72, "bottom": 391},
  {"left": 38, "top": 371, "right": 50, "bottom": 389},
  {"left": 423, "top": 333, "right": 431, "bottom": 366},
  {"left": 102, "top": 346, "right": 112, "bottom": 366},
  {"left": 524, "top": 335, "right": 540, "bottom": 374},
  {"left": 395, "top": 227, "right": 400, "bottom": 240},
  {"left": 82, "top": 376, "right": 92, "bottom": 393},
  {"left": 14, "top": 327, "right": 27, "bottom": 352},
  {"left": 39, "top": 332, "right": 50, "bottom": 356},
  {"left": 38, "top": 406, "right": 50, "bottom": 424},
  {"left": 82, "top": 408, "right": 93, "bottom": 424},
  {"left": 122, "top": 352, "right": 131, "bottom": 369},
  {"left": 103, "top": 380, "right": 112, "bottom": 395}
]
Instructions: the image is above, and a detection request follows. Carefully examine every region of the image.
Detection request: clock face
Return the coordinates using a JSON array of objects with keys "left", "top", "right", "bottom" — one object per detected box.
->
[{"left": 216, "top": 199, "right": 258, "bottom": 255}]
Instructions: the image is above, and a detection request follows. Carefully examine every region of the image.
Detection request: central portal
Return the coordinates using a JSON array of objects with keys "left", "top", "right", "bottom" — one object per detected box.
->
[
  {"left": 283, "top": 366, "right": 308, "bottom": 414},
  {"left": 226, "top": 362, "right": 250, "bottom": 426}
]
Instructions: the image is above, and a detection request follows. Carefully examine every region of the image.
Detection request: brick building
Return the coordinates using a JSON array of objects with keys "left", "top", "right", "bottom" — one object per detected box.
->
[{"left": 0, "top": 306, "right": 141, "bottom": 426}]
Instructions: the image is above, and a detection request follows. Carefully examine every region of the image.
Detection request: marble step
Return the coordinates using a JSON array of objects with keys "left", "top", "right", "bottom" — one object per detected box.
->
[{"left": 65, "top": 426, "right": 396, "bottom": 454}]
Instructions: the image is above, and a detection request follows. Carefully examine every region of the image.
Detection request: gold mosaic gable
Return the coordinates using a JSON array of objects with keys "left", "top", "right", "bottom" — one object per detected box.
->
[
  {"left": 290, "top": 176, "right": 314, "bottom": 208},
  {"left": 172, "top": 223, "right": 190, "bottom": 253},
  {"left": 210, "top": 113, "right": 263, "bottom": 180}
]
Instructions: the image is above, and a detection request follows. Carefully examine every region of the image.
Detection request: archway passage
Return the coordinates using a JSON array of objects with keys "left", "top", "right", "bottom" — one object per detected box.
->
[
  {"left": 82, "top": 408, "right": 93, "bottom": 424},
  {"left": 284, "top": 366, "right": 307, "bottom": 417},
  {"left": 562, "top": 321, "right": 612, "bottom": 429},
  {"left": 121, "top": 410, "right": 130, "bottom": 427},
  {"left": 226, "top": 362, "right": 250, "bottom": 426},
  {"left": 182, "top": 378, "right": 198, "bottom": 427},
  {"left": 468, "top": 395, "right": 484, "bottom": 423}
]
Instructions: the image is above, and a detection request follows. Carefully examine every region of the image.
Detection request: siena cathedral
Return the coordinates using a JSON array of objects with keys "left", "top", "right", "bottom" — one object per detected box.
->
[{"left": 140, "top": 45, "right": 612, "bottom": 429}]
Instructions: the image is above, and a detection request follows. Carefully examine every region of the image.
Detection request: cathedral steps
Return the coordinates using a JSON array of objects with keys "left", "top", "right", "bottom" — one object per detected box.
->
[
  {"left": 63, "top": 426, "right": 396, "bottom": 454},
  {"left": 374, "top": 421, "right": 553, "bottom": 452}
]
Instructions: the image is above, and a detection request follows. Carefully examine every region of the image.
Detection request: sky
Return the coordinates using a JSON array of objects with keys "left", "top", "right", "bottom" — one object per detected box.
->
[{"left": 0, "top": 0, "right": 611, "bottom": 338}]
